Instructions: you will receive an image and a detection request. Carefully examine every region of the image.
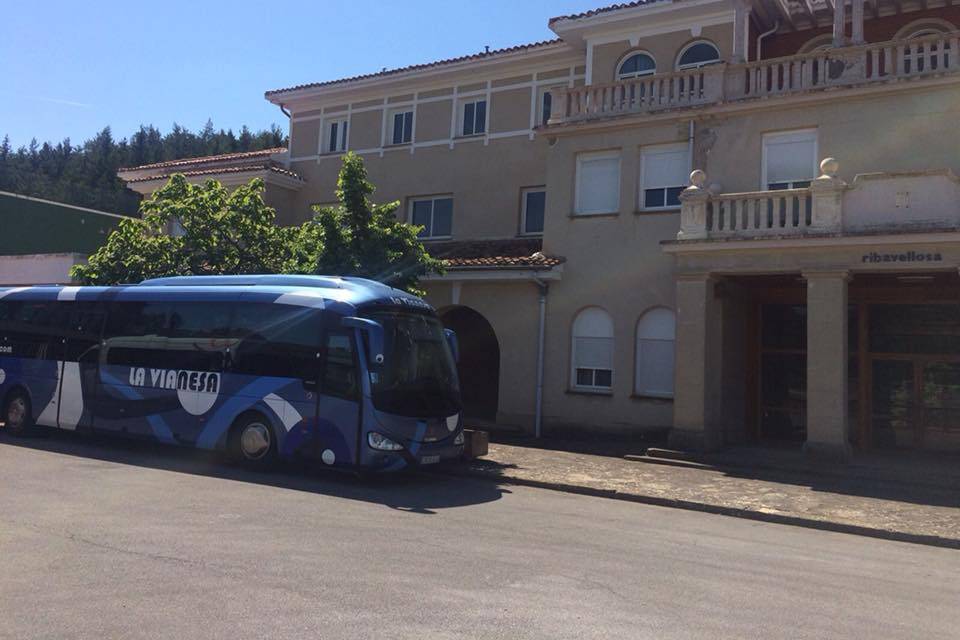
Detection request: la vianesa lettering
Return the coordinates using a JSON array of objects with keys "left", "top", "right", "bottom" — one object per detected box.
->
[
  {"left": 128, "top": 367, "right": 220, "bottom": 394},
  {"left": 862, "top": 251, "right": 943, "bottom": 264}
]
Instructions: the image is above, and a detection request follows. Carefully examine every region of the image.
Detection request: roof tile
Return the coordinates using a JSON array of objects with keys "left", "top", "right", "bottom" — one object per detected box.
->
[
  {"left": 119, "top": 148, "right": 286, "bottom": 172},
  {"left": 265, "top": 40, "right": 562, "bottom": 96},
  {"left": 549, "top": 0, "right": 666, "bottom": 24},
  {"left": 125, "top": 164, "right": 301, "bottom": 184},
  {"left": 427, "top": 238, "right": 564, "bottom": 269}
]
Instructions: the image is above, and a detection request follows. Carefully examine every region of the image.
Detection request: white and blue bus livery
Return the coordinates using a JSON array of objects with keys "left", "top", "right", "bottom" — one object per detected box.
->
[{"left": 0, "top": 275, "right": 464, "bottom": 471}]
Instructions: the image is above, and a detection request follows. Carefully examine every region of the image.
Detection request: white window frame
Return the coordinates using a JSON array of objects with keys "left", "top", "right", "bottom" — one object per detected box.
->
[
  {"left": 388, "top": 108, "right": 414, "bottom": 145},
  {"left": 538, "top": 87, "right": 559, "bottom": 127},
  {"left": 408, "top": 195, "right": 453, "bottom": 240},
  {"left": 634, "top": 307, "right": 676, "bottom": 398},
  {"left": 571, "top": 307, "right": 615, "bottom": 392},
  {"left": 761, "top": 128, "right": 818, "bottom": 191},
  {"left": 323, "top": 117, "right": 349, "bottom": 154},
  {"left": 574, "top": 150, "right": 621, "bottom": 216},
  {"left": 520, "top": 186, "right": 546, "bottom": 236},
  {"left": 676, "top": 40, "right": 721, "bottom": 70},
  {"left": 639, "top": 143, "right": 690, "bottom": 212},
  {"left": 458, "top": 98, "right": 487, "bottom": 137},
  {"left": 616, "top": 51, "right": 657, "bottom": 80}
]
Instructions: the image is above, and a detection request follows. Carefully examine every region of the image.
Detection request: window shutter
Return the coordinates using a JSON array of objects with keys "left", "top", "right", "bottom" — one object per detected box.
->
[
  {"left": 576, "top": 153, "right": 620, "bottom": 214},
  {"left": 635, "top": 308, "right": 676, "bottom": 396},
  {"left": 765, "top": 132, "right": 816, "bottom": 185},
  {"left": 642, "top": 147, "right": 689, "bottom": 188}
]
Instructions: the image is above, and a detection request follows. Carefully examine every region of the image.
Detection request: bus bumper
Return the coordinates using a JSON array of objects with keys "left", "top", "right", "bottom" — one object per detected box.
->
[{"left": 363, "top": 440, "right": 464, "bottom": 472}]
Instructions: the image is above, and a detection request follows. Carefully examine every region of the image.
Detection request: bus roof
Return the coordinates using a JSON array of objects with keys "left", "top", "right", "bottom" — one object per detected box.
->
[{"left": 0, "top": 275, "right": 433, "bottom": 313}]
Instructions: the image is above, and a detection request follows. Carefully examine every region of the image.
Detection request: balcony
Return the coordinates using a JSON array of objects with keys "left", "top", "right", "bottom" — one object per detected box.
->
[
  {"left": 548, "top": 31, "right": 960, "bottom": 126},
  {"left": 676, "top": 158, "right": 960, "bottom": 242}
]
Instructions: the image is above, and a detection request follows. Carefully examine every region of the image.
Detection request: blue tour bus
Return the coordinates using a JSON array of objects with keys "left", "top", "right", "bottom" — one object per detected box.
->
[{"left": 0, "top": 275, "right": 464, "bottom": 471}]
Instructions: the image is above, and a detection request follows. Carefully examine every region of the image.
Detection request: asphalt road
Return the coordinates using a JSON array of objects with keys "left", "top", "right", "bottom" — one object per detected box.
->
[{"left": 1, "top": 432, "right": 958, "bottom": 640}]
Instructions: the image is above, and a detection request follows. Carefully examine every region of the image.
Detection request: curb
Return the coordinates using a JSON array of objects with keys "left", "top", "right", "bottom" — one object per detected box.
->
[{"left": 438, "top": 466, "right": 960, "bottom": 551}]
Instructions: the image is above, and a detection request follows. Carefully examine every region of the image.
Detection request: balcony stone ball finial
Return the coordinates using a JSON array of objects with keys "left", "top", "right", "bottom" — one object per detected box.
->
[
  {"left": 820, "top": 157, "right": 839, "bottom": 178},
  {"left": 689, "top": 169, "right": 707, "bottom": 188}
]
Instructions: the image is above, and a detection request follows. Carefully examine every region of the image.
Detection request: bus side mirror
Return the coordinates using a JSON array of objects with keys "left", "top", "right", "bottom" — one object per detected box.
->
[
  {"left": 444, "top": 328, "right": 459, "bottom": 363},
  {"left": 341, "top": 316, "right": 385, "bottom": 366}
]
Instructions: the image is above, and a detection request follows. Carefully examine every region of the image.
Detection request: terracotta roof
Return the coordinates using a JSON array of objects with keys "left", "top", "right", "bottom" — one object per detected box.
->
[
  {"left": 124, "top": 164, "right": 302, "bottom": 184},
  {"left": 549, "top": 1, "right": 666, "bottom": 24},
  {"left": 265, "top": 40, "right": 563, "bottom": 97},
  {"left": 119, "top": 148, "right": 287, "bottom": 172},
  {"left": 427, "top": 238, "right": 564, "bottom": 269}
]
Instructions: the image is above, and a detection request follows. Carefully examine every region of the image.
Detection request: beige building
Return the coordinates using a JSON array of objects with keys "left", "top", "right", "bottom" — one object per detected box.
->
[{"left": 121, "top": 0, "right": 960, "bottom": 459}]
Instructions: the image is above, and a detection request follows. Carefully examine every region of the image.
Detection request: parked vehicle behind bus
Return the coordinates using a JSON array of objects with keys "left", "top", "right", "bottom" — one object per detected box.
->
[{"left": 0, "top": 275, "right": 464, "bottom": 471}]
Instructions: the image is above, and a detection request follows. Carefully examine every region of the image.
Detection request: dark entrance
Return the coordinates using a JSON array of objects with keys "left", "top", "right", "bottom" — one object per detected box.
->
[
  {"left": 439, "top": 306, "right": 500, "bottom": 422},
  {"left": 739, "top": 272, "right": 960, "bottom": 452}
]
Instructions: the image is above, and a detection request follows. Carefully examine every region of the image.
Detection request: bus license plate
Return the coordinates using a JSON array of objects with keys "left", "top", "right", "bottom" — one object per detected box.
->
[{"left": 420, "top": 455, "right": 440, "bottom": 465}]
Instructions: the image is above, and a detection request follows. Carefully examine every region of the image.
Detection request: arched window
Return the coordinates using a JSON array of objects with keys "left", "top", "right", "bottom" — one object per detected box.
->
[
  {"left": 798, "top": 34, "right": 833, "bottom": 54},
  {"left": 894, "top": 19, "right": 955, "bottom": 41},
  {"left": 571, "top": 307, "right": 614, "bottom": 390},
  {"left": 635, "top": 308, "right": 675, "bottom": 397},
  {"left": 617, "top": 52, "right": 656, "bottom": 80},
  {"left": 676, "top": 40, "right": 721, "bottom": 70}
]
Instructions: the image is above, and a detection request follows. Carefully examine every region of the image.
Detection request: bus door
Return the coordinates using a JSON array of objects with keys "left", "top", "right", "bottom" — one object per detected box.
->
[
  {"left": 227, "top": 304, "right": 325, "bottom": 456},
  {"left": 58, "top": 301, "right": 106, "bottom": 430},
  {"left": 315, "top": 328, "right": 361, "bottom": 465},
  {"left": 95, "top": 301, "right": 180, "bottom": 443}
]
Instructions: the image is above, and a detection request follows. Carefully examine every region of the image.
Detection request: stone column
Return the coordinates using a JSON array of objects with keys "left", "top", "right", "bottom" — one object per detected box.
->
[
  {"left": 851, "top": 0, "right": 865, "bottom": 45},
  {"left": 670, "top": 273, "right": 724, "bottom": 451},
  {"left": 732, "top": 0, "right": 751, "bottom": 63},
  {"left": 803, "top": 270, "right": 851, "bottom": 461},
  {"left": 833, "top": 0, "right": 848, "bottom": 48}
]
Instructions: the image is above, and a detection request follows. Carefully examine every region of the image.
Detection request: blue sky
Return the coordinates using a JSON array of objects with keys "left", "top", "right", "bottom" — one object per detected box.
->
[{"left": 1, "top": 0, "right": 602, "bottom": 148}]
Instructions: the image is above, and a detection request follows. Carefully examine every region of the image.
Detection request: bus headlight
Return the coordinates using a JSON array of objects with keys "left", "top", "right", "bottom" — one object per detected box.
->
[
  {"left": 368, "top": 432, "right": 404, "bottom": 451},
  {"left": 454, "top": 431, "right": 465, "bottom": 446}
]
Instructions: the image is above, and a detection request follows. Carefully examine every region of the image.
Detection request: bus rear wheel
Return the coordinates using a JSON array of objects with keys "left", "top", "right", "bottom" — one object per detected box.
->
[
  {"left": 229, "top": 413, "right": 278, "bottom": 469},
  {"left": 2, "top": 391, "right": 33, "bottom": 436}
]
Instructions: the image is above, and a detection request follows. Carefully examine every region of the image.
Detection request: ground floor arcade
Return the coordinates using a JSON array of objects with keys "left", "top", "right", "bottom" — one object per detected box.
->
[{"left": 667, "top": 234, "right": 960, "bottom": 458}]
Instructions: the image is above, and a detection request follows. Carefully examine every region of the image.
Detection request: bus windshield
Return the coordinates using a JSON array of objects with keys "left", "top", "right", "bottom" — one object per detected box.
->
[{"left": 367, "top": 311, "right": 460, "bottom": 418}]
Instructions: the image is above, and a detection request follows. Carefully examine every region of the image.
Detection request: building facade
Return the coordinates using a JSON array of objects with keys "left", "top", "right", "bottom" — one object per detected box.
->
[{"left": 121, "top": 0, "right": 960, "bottom": 458}]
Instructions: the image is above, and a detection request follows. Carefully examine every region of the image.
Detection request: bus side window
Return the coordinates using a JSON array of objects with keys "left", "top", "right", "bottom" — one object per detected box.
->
[
  {"left": 8, "top": 301, "right": 59, "bottom": 360},
  {"left": 102, "top": 302, "right": 171, "bottom": 368},
  {"left": 166, "top": 301, "right": 233, "bottom": 371},
  {"left": 321, "top": 332, "right": 357, "bottom": 400},
  {"left": 64, "top": 302, "right": 107, "bottom": 363},
  {"left": 230, "top": 304, "right": 321, "bottom": 381}
]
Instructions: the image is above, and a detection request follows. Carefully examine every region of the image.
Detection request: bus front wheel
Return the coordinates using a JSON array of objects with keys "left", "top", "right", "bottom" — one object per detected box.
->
[
  {"left": 2, "top": 390, "right": 34, "bottom": 436},
  {"left": 228, "top": 413, "right": 278, "bottom": 469}
]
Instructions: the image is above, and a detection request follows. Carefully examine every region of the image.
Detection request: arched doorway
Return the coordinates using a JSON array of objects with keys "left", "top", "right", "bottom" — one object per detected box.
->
[{"left": 440, "top": 306, "right": 500, "bottom": 422}]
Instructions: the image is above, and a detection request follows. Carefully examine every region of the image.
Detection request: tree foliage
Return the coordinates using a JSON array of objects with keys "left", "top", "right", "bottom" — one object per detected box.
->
[
  {"left": 70, "top": 153, "right": 443, "bottom": 293},
  {"left": 0, "top": 121, "right": 286, "bottom": 215},
  {"left": 70, "top": 175, "right": 301, "bottom": 285},
  {"left": 310, "top": 152, "right": 444, "bottom": 293}
]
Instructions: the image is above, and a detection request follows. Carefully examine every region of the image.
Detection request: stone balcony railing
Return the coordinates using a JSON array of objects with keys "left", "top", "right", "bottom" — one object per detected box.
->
[
  {"left": 677, "top": 159, "right": 960, "bottom": 241},
  {"left": 549, "top": 31, "right": 960, "bottom": 125}
]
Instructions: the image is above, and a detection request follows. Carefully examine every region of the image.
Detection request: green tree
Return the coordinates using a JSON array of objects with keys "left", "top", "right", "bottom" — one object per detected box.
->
[
  {"left": 70, "top": 174, "right": 300, "bottom": 284},
  {"left": 308, "top": 152, "right": 443, "bottom": 293}
]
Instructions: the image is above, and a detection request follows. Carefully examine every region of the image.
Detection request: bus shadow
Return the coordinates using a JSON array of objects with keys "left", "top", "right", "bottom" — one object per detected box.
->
[{"left": 0, "top": 429, "right": 508, "bottom": 514}]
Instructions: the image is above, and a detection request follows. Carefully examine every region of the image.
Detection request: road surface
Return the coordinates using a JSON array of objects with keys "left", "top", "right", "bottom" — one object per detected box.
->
[{"left": 1, "top": 432, "right": 957, "bottom": 639}]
